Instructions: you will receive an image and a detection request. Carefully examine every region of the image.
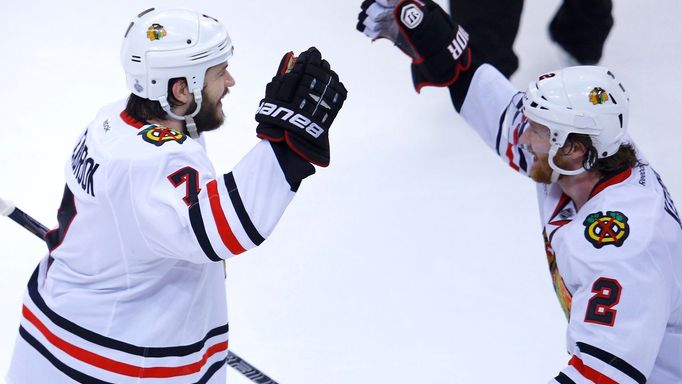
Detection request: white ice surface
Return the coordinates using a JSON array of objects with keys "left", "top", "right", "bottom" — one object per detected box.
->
[{"left": 0, "top": 1, "right": 680, "bottom": 383}]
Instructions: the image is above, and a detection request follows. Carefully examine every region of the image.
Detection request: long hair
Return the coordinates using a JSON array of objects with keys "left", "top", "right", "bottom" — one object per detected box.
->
[
  {"left": 124, "top": 78, "right": 184, "bottom": 122},
  {"left": 564, "top": 133, "right": 639, "bottom": 173}
]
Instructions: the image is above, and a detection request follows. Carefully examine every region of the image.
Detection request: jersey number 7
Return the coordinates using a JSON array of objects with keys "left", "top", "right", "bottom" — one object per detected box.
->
[{"left": 168, "top": 167, "right": 200, "bottom": 206}]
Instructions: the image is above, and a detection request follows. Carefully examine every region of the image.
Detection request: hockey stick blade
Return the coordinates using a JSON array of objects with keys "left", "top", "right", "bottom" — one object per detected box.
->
[{"left": 1, "top": 198, "right": 279, "bottom": 384}]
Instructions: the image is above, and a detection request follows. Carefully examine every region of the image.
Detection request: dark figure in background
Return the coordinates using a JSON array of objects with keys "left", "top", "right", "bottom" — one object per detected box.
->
[{"left": 449, "top": 0, "right": 614, "bottom": 77}]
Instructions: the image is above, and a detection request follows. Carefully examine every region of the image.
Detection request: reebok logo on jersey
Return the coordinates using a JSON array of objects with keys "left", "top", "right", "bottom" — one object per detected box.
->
[
  {"left": 583, "top": 211, "right": 630, "bottom": 248},
  {"left": 138, "top": 125, "right": 187, "bottom": 146}
]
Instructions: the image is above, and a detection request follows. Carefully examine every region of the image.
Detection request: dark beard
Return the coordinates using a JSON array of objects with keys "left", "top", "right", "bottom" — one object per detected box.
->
[{"left": 189, "top": 97, "right": 224, "bottom": 134}]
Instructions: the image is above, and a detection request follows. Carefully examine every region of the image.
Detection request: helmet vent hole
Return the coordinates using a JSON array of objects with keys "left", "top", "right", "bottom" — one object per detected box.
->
[
  {"left": 529, "top": 101, "right": 538, "bottom": 108},
  {"left": 540, "top": 95, "right": 548, "bottom": 101},
  {"left": 610, "top": 95, "right": 618, "bottom": 105},
  {"left": 606, "top": 70, "right": 615, "bottom": 79},
  {"left": 190, "top": 51, "right": 211, "bottom": 61},
  {"left": 124, "top": 22, "right": 135, "bottom": 38},
  {"left": 618, "top": 114, "right": 623, "bottom": 128},
  {"left": 137, "top": 8, "right": 155, "bottom": 18},
  {"left": 619, "top": 83, "right": 626, "bottom": 93},
  {"left": 131, "top": 55, "right": 141, "bottom": 63}
]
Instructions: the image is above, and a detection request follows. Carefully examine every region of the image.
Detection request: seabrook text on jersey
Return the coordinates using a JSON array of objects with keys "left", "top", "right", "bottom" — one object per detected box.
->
[{"left": 71, "top": 130, "right": 100, "bottom": 197}]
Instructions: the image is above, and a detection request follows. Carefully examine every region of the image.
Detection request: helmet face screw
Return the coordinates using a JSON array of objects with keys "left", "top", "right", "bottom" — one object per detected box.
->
[
  {"left": 602, "top": 151, "right": 608, "bottom": 157},
  {"left": 187, "top": 39, "right": 192, "bottom": 44},
  {"left": 151, "top": 80, "right": 156, "bottom": 84}
]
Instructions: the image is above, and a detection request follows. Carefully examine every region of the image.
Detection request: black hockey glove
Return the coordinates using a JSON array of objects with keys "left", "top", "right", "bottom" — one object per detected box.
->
[
  {"left": 256, "top": 47, "right": 348, "bottom": 167},
  {"left": 357, "top": 0, "right": 476, "bottom": 93}
]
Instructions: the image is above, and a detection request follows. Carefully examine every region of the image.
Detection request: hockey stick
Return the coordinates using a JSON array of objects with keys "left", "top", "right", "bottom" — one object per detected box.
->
[{"left": 0, "top": 196, "right": 279, "bottom": 384}]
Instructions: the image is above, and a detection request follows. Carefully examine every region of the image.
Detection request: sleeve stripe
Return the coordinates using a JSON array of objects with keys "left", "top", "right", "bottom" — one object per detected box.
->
[
  {"left": 188, "top": 203, "right": 223, "bottom": 262},
  {"left": 577, "top": 342, "right": 646, "bottom": 384},
  {"left": 569, "top": 355, "right": 617, "bottom": 384},
  {"left": 554, "top": 372, "right": 576, "bottom": 384},
  {"left": 206, "top": 180, "right": 246, "bottom": 255},
  {"left": 223, "top": 172, "right": 265, "bottom": 246},
  {"left": 505, "top": 143, "right": 520, "bottom": 171},
  {"left": 494, "top": 107, "right": 504, "bottom": 155}
]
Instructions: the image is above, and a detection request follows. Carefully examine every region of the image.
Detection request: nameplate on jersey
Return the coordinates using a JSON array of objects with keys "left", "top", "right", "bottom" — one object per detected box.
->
[
  {"left": 138, "top": 125, "right": 187, "bottom": 147},
  {"left": 71, "top": 129, "right": 100, "bottom": 197},
  {"left": 583, "top": 211, "right": 630, "bottom": 249}
]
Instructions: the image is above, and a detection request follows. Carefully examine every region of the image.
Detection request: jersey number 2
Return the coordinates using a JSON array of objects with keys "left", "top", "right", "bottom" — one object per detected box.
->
[
  {"left": 168, "top": 167, "right": 200, "bottom": 206},
  {"left": 584, "top": 277, "right": 621, "bottom": 326}
]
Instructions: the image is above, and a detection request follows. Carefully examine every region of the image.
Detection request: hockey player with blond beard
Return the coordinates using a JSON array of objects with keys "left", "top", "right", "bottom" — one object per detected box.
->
[{"left": 358, "top": 0, "right": 681, "bottom": 382}]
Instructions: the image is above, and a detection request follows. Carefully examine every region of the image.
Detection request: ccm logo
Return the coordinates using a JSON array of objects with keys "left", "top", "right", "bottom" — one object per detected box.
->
[{"left": 256, "top": 102, "right": 324, "bottom": 138}]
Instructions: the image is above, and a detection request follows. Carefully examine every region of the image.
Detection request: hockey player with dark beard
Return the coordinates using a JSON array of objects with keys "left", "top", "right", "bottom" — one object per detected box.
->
[
  {"left": 7, "top": 7, "right": 346, "bottom": 384},
  {"left": 358, "top": 1, "right": 681, "bottom": 383}
]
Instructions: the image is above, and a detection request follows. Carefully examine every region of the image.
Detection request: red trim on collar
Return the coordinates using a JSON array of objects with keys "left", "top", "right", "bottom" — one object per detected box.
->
[
  {"left": 589, "top": 167, "right": 633, "bottom": 198},
  {"left": 120, "top": 111, "right": 145, "bottom": 129},
  {"left": 550, "top": 193, "right": 572, "bottom": 220}
]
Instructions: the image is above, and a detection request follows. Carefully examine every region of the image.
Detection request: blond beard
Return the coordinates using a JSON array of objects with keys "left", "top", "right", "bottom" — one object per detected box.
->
[
  {"left": 529, "top": 152, "right": 577, "bottom": 184},
  {"left": 529, "top": 153, "right": 554, "bottom": 184}
]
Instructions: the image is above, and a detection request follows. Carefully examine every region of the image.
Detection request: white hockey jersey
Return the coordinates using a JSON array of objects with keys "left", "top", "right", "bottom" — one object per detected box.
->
[
  {"left": 7, "top": 101, "right": 295, "bottom": 383},
  {"left": 460, "top": 65, "right": 682, "bottom": 383}
]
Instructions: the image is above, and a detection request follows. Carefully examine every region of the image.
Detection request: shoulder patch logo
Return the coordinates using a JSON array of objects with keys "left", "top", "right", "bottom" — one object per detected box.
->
[
  {"left": 583, "top": 211, "right": 630, "bottom": 248},
  {"left": 138, "top": 125, "right": 186, "bottom": 146}
]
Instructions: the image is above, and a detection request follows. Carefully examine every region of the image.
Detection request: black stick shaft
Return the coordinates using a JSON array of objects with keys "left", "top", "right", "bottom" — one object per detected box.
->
[{"left": 8, "top": 207, "right": 49, "bottom": 239}]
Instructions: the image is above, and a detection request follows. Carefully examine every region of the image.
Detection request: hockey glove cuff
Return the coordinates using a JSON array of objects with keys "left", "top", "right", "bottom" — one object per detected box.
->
[
  {"left": 396, "top": 0, "right": 473, "bottom": 92},
  {"left": 256, "top": 47, "right": 348, "bottom": 167}
]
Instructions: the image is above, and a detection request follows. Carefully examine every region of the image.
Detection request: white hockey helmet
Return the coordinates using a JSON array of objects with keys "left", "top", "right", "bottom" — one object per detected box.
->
[
  {"left": 120, "top": 8, "right": 233, "bottom": 135},
  {"left": 522, "top": 66, "right": 629, "bottom": 176}
]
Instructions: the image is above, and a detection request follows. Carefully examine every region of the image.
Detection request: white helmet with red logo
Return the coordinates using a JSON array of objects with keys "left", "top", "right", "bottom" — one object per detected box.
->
[
  {"left": 120, "top": 8, "right": 233, "bottom": 136},
  {"left": 522, "top": 66, "right": 629, "bottom": 176}
]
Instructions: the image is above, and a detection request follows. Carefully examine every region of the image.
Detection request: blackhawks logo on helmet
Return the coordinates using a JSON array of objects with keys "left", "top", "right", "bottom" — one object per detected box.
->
[
  {"left": 138, "top": 125, "right": 186, "bottom": 146},
  {"left": 588, "top": 87, "right": 609, "bottom": 105},
  {"left": 583, "top": 211, "right": 630, "bottom": 248},
  {"left": 146, "top": 23, "right": 167, "bottom": 41}
]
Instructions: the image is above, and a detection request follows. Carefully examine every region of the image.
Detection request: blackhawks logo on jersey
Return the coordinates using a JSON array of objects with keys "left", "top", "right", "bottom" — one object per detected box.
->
[
  {"left": 583, "top": 211, "right": 630, "bottom": 248},
  {"left": 138, "top": 125, "right": 186, "bottom": 146}
]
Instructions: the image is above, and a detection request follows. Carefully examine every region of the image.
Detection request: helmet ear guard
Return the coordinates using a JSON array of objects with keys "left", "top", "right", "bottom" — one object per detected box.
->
[
  {"left": 522, "top": 66, "right": 629, "bottom": 178},
  {"left": 120, "top": 8, "right": 234, "bottom": 136}
]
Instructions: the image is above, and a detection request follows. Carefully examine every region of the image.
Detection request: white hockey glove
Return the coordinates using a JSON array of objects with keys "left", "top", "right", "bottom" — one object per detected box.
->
[{"left": 356, "top": 0, "right": 418, "bottom": 58}]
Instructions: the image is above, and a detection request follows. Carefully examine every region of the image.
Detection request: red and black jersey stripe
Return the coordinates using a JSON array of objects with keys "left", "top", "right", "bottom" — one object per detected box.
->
[
  {"left": 26, "top": 266, "right": 229, "bottom": 357},
  {"left": 22, "top": 266, "right": 229, "bottom": 381},
  {"left": 576, "top": 342, "right": 646, "bottom": 384},
  {"left": 223, "top": 172, "right": 265, "bottom": 246}
]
